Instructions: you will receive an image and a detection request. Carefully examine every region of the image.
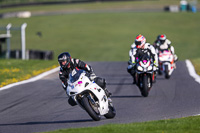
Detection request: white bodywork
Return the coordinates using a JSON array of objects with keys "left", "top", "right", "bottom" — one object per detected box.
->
[
  {"left": 159, "top": 50, "right": 174, "bottom": 76},
  {"left": 137, "top": 59, "right": 153, "bottom": 73},
  {"left": 67, "top": 69, "right": 109, "bottom": 115}
]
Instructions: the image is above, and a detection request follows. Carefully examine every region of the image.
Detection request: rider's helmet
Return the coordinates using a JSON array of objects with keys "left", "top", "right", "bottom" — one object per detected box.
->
[
  {"left": 157, "top": 35, "right": 161, "bottom": 41},
  {"left": 159, "top": 34, "right": 167, "bottom": 44},
  {"left": 135, "top": 34, "right": 146, "bottom": 48},
  {"left": 58, "top": 52, "right": 71, "bottom": 69}
]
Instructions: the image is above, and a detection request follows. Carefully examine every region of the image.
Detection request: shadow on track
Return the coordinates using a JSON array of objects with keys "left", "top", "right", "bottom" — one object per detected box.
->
[
  {"left": 112, "top": 95, "right": 142, "bottom": 98},
  {"left": 107, "top": 83, "right": 133, "bottom": 86},
  {"left": 0, "top": 119, "right": 93, "bottom": 126}
]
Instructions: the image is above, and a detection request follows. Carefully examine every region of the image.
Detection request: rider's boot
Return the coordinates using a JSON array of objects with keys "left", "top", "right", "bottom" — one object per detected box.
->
[
  {"left": 132, "top": 76, "right": 136, "bottom": 84},
  {"left": 104, "top": 88, "right": 112, "bottom": 98},
  {"left": 104, "top": 88, "right": 113, "bottom": 106},
  {"left": 131, "top": 72, "right": 136, "bottom": 84},
  {"left": 174, "top": 54, "right": 178, "bottom": 62},
  {"left": 173, "top": 63, "right": 177, "bottom": 69},
  {"left": 153, "top": 71, "right": 157, "bottom": 83}
]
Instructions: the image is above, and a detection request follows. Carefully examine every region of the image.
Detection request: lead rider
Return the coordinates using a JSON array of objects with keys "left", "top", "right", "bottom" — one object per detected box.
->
[
  {"left": 127, "top": 34, "right": 158, "bottom": 83},
  {"left": 58, "top": 52, "right": 112, "bottom": 106}
]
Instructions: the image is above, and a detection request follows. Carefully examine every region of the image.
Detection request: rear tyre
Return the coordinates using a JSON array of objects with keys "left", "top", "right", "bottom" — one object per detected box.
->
[{"left": 82, "top": 95, "right": 101, "bottom": 121}]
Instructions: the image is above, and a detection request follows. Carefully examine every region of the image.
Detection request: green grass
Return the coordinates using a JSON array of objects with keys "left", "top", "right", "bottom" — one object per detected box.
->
[
  {"left": 0, "top": 0, "right": 190, "bottom": 14},
  {"left": 0, "top": 59, "right": 57, "bottom": 87},
  {"left": 1, "top": 12, "right": 200, "bottom": 61},
  {"left": 43, "top": 115, "right": 200, "bottom": 133},
  {"left": 191, "top": 58, "right": 200, "bottom": 75}
]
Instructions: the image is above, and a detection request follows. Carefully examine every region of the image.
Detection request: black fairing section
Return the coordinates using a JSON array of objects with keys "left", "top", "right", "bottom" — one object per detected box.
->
[{"left": 94, "top": 77, "right": 106, "bottom": 89}]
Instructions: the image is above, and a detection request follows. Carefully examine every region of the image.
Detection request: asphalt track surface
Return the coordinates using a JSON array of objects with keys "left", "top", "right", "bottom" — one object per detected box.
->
[{"left": 0, "top": 61, "right": 200, "bottom": 133}]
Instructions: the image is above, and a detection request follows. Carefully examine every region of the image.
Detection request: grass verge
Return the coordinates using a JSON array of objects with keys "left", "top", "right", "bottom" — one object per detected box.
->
[
  {"left": 43, "top": 115, "right": 200, "bottom": 133},
  {"left": 1, "top": 12, "right": 200, "bottom": 61},
  {"left": 191, "top": 58, "right": 200, "bottom": 75},
  {"left": 0, "top": 0, "right": 193, "bottom": 14},
  {"left": 0, "top": 59, "right": 57, "bottom": 87}
]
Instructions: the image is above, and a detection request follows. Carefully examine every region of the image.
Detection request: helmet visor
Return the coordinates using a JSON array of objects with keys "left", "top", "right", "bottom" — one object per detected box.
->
[
  {"left": 58, "top": 57, "right": 70, "bottom": 69},
  {"left": 135, "top": 41, "right": 141, "bottom": 46},
  {"left": 160, "top": 40, "right": 165, "bottom": 44}
]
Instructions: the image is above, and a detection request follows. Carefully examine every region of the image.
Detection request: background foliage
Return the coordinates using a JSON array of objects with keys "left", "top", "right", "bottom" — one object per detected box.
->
[{"left": 1, "top": 12, "right": 200, "bottom": 61}]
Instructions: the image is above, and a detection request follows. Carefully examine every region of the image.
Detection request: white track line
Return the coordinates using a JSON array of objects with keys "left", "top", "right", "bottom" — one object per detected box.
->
[
  {"left": 0, "top": 67, "right": 59, "bottom": 92},
  {"left": 185, "top": 59, "right": 200, "bottom": 84},
  {"left": 186, "top": 60, "right": 200, "bottom": 116}
]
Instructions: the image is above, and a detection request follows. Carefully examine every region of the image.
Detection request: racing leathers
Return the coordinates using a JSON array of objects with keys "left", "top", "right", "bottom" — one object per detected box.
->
[
  {"left": 59, "top": 58, "right": 94, "bottom": 89},
  {"left": 59, "top": 58, "right": 111, "bottom": 106},
  {"left": 154, "top": 39, "right": 178, "bottom": 62},
  {"left": 127, "top": 43, "right": 158, "bottom": 83}
]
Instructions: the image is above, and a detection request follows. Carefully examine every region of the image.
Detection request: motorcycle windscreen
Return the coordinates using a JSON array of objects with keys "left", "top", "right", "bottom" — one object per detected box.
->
[{"left": 69, "top": 69, "right": 85, "bottom": 83}]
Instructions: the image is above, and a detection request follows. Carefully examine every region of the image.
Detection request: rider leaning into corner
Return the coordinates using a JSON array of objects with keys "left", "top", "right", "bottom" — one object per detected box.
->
[
  {"left": 57, "top": 52, "right": 112, "bottom": 106},
  {"left": 153, "top": 34, "right": 178, "bottom": 68},
  {"left": 127, "top": 34, "right": 158, "bottom": 83}
]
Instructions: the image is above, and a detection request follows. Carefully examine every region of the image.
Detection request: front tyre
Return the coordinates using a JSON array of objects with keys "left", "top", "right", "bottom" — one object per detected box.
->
[
  {"left": 82, "top": 95, "right": 101, "bottom": 121},
  {"left": 165, "top": 65, "right": 170, "bottom": 79},
  {"left": 141, "top": 75, "right": 149, "bottom": 97}
]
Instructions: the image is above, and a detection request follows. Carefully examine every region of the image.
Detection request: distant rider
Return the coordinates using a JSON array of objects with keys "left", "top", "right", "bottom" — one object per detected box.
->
[
  {"left": 154, "top": 34, "right": 178, "bottom": 62},
  {"left": 127, "top": 34, "right": 158, "bottom": 83},
  {"left": 58, "top": 52, "right": 111, "bottom": 106},
  {"left": 153, "top": 34, "right": 161, "bottom": 53}
]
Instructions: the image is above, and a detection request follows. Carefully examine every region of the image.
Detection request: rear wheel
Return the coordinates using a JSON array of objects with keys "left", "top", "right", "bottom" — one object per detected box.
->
[{"left": 82, "top": 95, "right": 101, "bottom": 121}]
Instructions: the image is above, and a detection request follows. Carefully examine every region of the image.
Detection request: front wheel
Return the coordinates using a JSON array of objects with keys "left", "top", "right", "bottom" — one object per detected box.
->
[
  {"left": 141, "top": 75, "right": 149, "bottom": 97},
  {"left": 165, "top": 65, "right": 170, "bottom": 79},
  {"left": 82, "top": 95, "right": 101, "bottom": 121}
]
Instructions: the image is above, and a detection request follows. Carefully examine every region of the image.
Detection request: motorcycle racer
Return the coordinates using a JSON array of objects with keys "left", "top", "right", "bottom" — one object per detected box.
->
[
  {"left": 58, "top": 52, "right": 111, "bottom": 106},
  {"left": 154, "top": 34, "right": 178, "bottom": 62},
  {"left": 153, "top": 34, "right": 161, "bottom": 53},
  {"left": 127, "top": 34, "right": 158, "bottom": 83}
]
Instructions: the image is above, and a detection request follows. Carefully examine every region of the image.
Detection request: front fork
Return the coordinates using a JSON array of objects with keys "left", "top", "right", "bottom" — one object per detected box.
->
[{"left": 137, "top": 73, "right": 152, "bottom": 89}]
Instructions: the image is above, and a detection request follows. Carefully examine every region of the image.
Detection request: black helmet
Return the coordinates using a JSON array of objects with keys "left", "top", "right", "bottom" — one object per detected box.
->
[
  {"left": 58, "top": 52, "right": 71, "bottom": 69},
  {"left": 157, "top": 35, "right": 161, "bottom": 40}
]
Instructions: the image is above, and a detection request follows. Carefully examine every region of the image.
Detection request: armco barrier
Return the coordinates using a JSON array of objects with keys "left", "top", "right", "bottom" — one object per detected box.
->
[{"left": 8, "top": 49, "right": 54, "bottom": 60}]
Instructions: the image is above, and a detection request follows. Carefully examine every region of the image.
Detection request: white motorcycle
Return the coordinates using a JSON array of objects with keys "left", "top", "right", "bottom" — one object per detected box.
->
[
  {"left": 66, "top": 68, "right": 116, "bottom": 121},
  {"left": 158, "top": 50, "right": 175, "bottom": 79},
  {"left": 135, "top": 54, "right": 155, "bottom": 97}
]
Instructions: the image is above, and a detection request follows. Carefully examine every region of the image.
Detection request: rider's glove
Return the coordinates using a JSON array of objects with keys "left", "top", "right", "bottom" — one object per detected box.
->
[
  {"left": 90, "top": 72, "right": 96, "bottom": 81},
  {"left": 127, "top": 62, "right": 135, "bottom": 70},
  {"left": 128, "top": 60, "right": 132, "bottom": 65},
  {"left": 87, "top": 65, "right": 93, "bottom": 74},
  {"left": 154, "top": 61, "right": 158, "bottom": 67},
  {"left": 62, "top": 82, "right": 67, "bottom": 88},
  {"left": 153, "top": 66, "right": 157, "bottom": 71}
]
